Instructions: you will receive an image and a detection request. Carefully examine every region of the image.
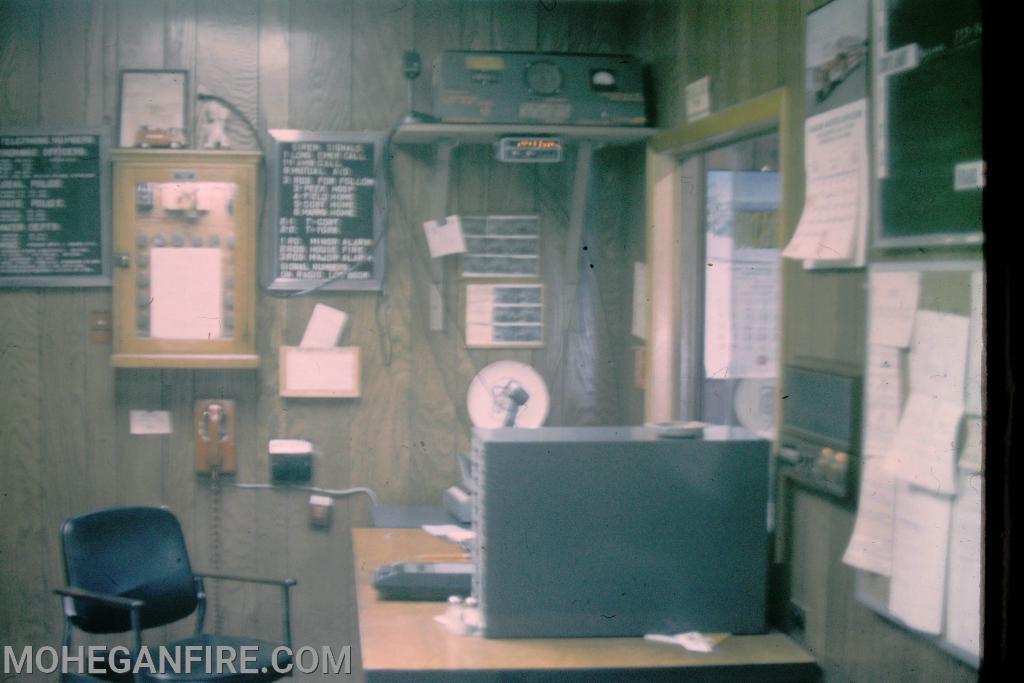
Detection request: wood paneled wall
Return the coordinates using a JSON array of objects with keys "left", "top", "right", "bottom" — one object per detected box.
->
[
  {"left": 0, "top": 0, "right": 646, "bottom": 677},
  {"left": 632, "top": 1, "right": 978, "bottom": 681},
  {"left": 1, "top": 1, "right": 983, "bottom": 681}
]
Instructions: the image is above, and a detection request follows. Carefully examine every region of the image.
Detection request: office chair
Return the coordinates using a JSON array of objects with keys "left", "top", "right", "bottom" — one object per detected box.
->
[{"left": 56, "top": 506, "right": 297, "bottom": 682}]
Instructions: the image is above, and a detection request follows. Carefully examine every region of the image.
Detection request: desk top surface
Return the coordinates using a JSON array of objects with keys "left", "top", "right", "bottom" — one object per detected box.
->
[{"left": 352, "top": 528, "right": 818, "bottom": 678}]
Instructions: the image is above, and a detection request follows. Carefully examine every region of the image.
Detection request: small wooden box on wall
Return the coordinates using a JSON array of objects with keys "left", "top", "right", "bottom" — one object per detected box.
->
[{"left": 110, "top": 149, "right": 261, "bottom": 368}]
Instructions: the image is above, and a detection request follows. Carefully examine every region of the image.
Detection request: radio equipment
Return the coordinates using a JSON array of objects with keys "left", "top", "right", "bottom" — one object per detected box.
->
[{"left": 433, "top": 51, "right": 647, "bottom": 126}]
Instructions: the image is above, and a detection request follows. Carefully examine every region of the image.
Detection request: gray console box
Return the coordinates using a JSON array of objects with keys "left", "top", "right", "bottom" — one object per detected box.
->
[
  {"left": 470, "top": 426, "right": 770, "bottom": 638},
  {"left": 433, "top": 51, "right": 647, "bottom": 126}
]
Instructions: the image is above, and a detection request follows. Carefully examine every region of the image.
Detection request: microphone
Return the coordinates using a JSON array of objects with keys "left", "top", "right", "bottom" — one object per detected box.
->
[{"left": 501, "top": 382, "right": 531, "bottom": 427}]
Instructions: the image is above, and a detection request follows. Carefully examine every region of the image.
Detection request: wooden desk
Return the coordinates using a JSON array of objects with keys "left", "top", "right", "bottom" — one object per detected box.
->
[{"left": 353, "top": 528, "right": 819, "bottom": 682}]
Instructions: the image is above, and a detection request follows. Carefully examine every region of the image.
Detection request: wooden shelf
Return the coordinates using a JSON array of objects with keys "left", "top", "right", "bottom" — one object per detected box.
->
[
  {"left": 111, "top": 353, "right": 261, "bottom": 369},
  {"left": 392, "top": 122, "right": 656, "bottom": 146}
]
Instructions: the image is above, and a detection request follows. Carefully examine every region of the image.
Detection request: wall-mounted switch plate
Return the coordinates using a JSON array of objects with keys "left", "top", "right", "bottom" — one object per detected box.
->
[{"left": 309, "top": 495, "right": 334, "bottom": 529}]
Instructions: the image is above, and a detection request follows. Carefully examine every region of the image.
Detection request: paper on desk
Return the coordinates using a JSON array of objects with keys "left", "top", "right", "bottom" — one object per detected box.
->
[
  {"left": 944, "top": 470, "right": 982, "bottom": 657},
  {"left": 886, "top": 393, "right": 962, "bottom": 495},
  {"left": 842, "top": 457, "right": 897, "bottom": 575},
  {"left": 644, "top": 632, "right": 724, "bottom": 653},
  {"left": 869, "top": 271, "right": 920, "bottom": 348},
  {"left": 888, "top": 482, "right": 952, "bottom": 635},
  {"left": 863, "top": 345, "right": 904, "bottom": 459},
  {"left": 423, "top": 215, "right": 467, "bottom": 258},
  {"left": 150, "top": 247, "right": 223, "bottom": 340},
  {"left": 909, "top": 310, "right": 969, "bottom": 404},
  {"left": 783, "top": 99, "right": 867, "bottom": 262},
  {"left": 422, "top": 524, "right": 476, "bottom": 546}
]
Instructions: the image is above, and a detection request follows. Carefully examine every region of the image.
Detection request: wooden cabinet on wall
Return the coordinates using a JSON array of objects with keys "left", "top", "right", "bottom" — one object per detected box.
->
[{"left": 110, "top": 149, "right": 261, "bottom": 368}]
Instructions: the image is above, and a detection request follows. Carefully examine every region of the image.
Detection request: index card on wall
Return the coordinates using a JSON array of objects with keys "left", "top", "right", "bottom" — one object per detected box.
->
[
  {"left": 129, "top": 410, "right": 173, "bottom": 435},
  {"left": 300, "top": 303, "right": 348, "bottom": 348},
  {"left": 280, "top": 346, "right": 360, "bottom": 398},
  {"left": 423, "top": 215, "right": 467, "bottom": 258}
]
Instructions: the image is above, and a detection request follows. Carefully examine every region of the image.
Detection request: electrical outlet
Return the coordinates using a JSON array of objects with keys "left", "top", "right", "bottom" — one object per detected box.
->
[{"left": 89, "top": 310, "right": 112, "bottom": 344}]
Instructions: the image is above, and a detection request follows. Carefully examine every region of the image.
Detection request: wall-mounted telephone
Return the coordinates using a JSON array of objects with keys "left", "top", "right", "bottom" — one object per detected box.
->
[{"left": 195, "top": 399, "right": 237, "bottom": 473}]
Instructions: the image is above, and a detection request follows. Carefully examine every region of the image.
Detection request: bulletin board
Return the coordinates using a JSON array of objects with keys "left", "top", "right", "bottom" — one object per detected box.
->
[
  {"left": 845, "top": 260, "right": 982, "bottom": 668},
  {"left": 873, "top": 0, "right": 983, "bottom": 246}
]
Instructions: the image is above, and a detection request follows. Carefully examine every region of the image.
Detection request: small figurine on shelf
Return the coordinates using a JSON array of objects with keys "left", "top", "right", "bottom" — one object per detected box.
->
[{"left": 199, "top": 99, "right": 231, "bottom": 149}]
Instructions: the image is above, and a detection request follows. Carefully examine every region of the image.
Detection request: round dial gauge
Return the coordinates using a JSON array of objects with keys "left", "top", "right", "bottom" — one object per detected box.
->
[{"left": 524, "top": 61, "right": 563, "bottom": 95}]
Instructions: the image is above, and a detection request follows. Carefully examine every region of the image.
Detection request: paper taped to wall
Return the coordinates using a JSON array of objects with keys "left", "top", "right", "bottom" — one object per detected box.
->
[
  {"left": 887, "top": 482, "right": 952, "bottom": 635},
  {"left": 423, "top": 215, "right": 467, "bottom": 258},
  {"left": 783, "top": 99, "right": 868, "bottom": 262},
  {"left": 869, "top": 271, "right": 920, "bottom": 348},
  {"left": 842, "top": 456, "right": 897, "bottom": 575},
  {"left": 885, "top": 393, "right": 961, "bottom": 495}
]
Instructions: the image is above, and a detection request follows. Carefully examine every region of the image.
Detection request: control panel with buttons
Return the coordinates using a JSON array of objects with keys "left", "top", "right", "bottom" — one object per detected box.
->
[
  {"left": 778, "top": 437, "right": 856, "bottom": 501},
  {"left": 111, "top": 149, "right": 261, "bottom": 368},
  {"left": 778, "top": 360, "right": 862, "bottom": 504}
]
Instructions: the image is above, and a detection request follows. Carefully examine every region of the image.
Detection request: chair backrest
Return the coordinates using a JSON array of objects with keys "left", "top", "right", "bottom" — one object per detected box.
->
[{"left": 61, "top": 507, "right": 198, "bottom": 633}]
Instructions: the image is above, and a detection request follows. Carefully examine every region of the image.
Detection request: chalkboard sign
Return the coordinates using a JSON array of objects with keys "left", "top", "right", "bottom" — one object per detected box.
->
[
  {"left": 0, "top": 129, "right": 110, "bottom": 286},
  {"left": 266, "top": 130, "right": 386, "bottom": 291},
  {"left": 874, "top": 0, "right": 983, "bottom": 247}
]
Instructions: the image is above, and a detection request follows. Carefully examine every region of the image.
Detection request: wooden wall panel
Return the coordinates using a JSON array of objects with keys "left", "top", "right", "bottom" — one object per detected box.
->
[
  {"left": 0, "top": 0, "right": 42, "bottom": 124},
  {"left": 1, "top": 2, "right": 646, "bottom": 675},
  {"left": 0, "top": 291, "right": 48, "bottom": 648}
]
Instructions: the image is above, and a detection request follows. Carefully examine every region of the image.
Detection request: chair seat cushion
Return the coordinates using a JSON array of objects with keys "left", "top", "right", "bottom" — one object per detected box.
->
[{"left": 135, "top": 634, "right": 291, "bottom": 682}]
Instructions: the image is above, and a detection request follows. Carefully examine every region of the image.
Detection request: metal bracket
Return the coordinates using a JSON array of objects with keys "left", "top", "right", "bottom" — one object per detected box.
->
[
  {"left": 564, "top": 141, "right": 595, "bottom": 284},
  {"left": 429, "top": 139, "right": 457, "bottom": 331}
]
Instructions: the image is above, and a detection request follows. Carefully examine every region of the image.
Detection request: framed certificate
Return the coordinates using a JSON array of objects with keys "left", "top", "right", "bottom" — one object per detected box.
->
[{"left": 118, "top": 70, "right": 189, "bottom": 149}]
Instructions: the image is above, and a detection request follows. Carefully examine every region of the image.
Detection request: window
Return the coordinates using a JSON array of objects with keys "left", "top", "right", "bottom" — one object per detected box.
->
[{"left": 645, "top": 89, "right": 790, "bottom": 439}]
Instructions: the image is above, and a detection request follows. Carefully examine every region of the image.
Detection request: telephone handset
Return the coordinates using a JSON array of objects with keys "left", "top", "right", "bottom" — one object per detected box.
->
[{"left": 195, "top": 399, "right": 237, "bottom": 474}]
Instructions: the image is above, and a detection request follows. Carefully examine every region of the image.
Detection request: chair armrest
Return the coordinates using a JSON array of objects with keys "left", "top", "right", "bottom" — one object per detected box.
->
[
  {"left": 55, "top": 587, "right": 145, "bottom": 660},
  {"left": 194, "top": 571, "right": 297, "bottom": 588},
  {"left": 193, "top": 572, "right": 296, "bottom": 647},
  {"left": 54, "top": 586, "right": 145, "bottom": 611}
]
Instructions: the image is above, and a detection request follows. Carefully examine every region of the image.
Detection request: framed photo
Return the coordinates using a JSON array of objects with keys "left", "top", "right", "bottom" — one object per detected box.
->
[{"left": 118, "top": 70, "right": 189, "bottom": 149}]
